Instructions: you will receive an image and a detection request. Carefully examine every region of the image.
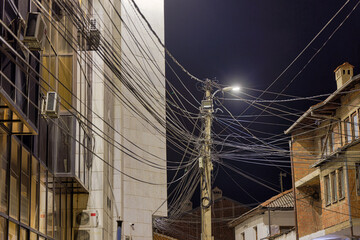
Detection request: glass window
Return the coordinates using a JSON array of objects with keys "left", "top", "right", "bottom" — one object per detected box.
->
[
  {"left": 8, "top": 221, "right": 18, "bottom": 240},
  {"left": 30, "top": 157, "right": 39, "bottom": 230},
  {"left": 338, "top": 168, "right": 345, "bottom": 200},
  {"left": 20, "top": 227, "right": 28, "bottom": 240},
  {"left": 9, "top": 139, "right": 20, "bottom": 220},
  {"left": 47, "top": 173, "right": 54, "bottom": 237},
  {"left": 345, "top": 118, "right": 352, "bottom": 143},
  {"left": 30, "top": 232, "right": 37, "bottom": 240},
  {"left": 352, "top": 112, "right": 359, "bottom": 139},
  {"left": 321, "top": 137, "right": 329, "bottom": 156},
  {"left": 333, "top": 123, "right": 341, "bottom": 150},
  {"left": 0, "top": 134, "right": 8, "bottom": 214},
  {"left": 20, "top": 148, "right": 30, "bottom": 225},
  {"left": 58, "top": 56, "right": 73, "bottom": 110},
  {"left": 61, "top": 189, "right": 66, "bottom": 240},
  {"left": 54, "top": 183, "right": 61, "bottom": 240},
  {"left": 325, "top": 175, "right": 331, "bottom": 205},
  {"left": 331, "top": 172, "right": 337, "bottom": 203},
  {"left": 357, "top": 163, "right": 360, "bottom": 196},
  {"left": 0, "top": 216, "right": 7, "bottom": 239},
  {"left": 39, "top": 165, "right": 47, "bottom": 234}
]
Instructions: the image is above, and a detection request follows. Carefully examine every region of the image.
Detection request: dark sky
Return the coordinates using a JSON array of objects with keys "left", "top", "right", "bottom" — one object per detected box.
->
[{"left": 164, "top": 0, "right": 360, "bottom": 206}]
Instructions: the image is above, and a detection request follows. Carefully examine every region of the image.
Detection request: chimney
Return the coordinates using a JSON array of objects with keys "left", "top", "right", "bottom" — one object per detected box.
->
[
  {"left": 334, "top": 62, "right": 354, "bottom": 89},
  {"left": 182, "top": 199, "right": 193, "bottom": 212},
  {"left": 212, "top": 187, "right": 223, "bottom": 201}
]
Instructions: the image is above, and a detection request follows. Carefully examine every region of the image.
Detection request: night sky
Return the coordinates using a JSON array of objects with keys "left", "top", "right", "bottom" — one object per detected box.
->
[{"left": 164, "top": 0, "right": 360, "bottom": 207}]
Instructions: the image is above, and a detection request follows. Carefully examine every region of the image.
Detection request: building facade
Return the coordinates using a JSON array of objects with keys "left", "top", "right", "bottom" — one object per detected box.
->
[
  {"left": 286, "top": 62, "right": 360, "bottom": 239},
  {"left": 229, "top": 189, "right": 295, "bottom": 240},
  {"left": 0, "top": 0, "right": 166, "bottom": 239}
]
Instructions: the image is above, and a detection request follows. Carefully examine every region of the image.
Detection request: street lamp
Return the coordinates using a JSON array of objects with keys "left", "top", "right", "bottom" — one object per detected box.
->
[{"left": 199, "top": 80, "right": 240, "bottom": 240}]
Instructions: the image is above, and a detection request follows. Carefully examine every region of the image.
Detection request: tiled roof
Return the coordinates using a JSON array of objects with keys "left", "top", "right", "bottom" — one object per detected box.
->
[
  {"left": 154, "top": 232, "right": 178, "bottom": 240},
  {"left": 228, "top": 189, "right": 294, "bottom": 227},
  {"left": 261, "top": 189, "right": 294, "bottom": 209}
]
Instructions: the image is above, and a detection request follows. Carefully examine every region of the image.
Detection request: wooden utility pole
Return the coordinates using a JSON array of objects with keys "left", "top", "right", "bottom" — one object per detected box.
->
[{"left": 200, "top": 80, "right": 213, "bottom": 240}]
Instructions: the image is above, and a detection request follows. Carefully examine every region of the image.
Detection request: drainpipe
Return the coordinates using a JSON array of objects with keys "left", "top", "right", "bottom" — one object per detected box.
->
[
  {"left": 345, "top": 157, "right": 354, "bottom": 238},
  {"left": 289, "top": 140, "right": 299, "bottom": 240}
]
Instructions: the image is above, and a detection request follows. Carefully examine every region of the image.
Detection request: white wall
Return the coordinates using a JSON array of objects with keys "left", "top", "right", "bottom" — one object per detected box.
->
[
  {"left": 118, "top": 0, "right": 167, "bottom": 240},
  {"left": 79, "top": 0, "right": 166, "bottom": 239},
  {"left": 274, "top": 230, "right": 296, "bottom": 240},
  {"left": 234, "top": 211, "right": 295, "bottom": 240}
]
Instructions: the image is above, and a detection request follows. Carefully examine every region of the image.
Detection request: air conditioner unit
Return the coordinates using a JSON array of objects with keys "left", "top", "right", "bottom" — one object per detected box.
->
[
  {"left": 45, "top": 91, "right": 60, "bottom": 118},
  {"left": 87, "top": 18, "right": 100, "bottom": 51},
  {"left": 73, "top": 210, "right": 98, "bottom": 228},
  {"left": 73, "top": 228, "right": 98, "bottom": 240},
  {"left": 23, "top": 12, "right": 46, "bottom": 50}
]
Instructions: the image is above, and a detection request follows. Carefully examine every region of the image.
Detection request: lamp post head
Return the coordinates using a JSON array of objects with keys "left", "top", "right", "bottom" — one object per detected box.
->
[{"left": 220, "top": 85, "right": 241, "bottom": 93}]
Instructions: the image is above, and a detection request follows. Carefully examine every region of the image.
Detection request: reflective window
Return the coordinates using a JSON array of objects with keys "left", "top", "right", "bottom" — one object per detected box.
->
[
  {"left": 352, "top": 112, "right": 359, "bottom": 139},
  {"left": 0, "top": 216, "right": 7, "bottom": 239},
  {"left": 30, "top": 232, "right": 37, "bottom": 240},
  {"left": 20, "top": 227, "right": 28, "bottom": 240},
  {"left": 39, "top": 165, "right": 47, "bottom": 234},
  {"left": 8, "top": 221, "right": 18, "bottom": 240},
  {"left": 0, "top": 134, "right": 8, "bottom": 213},
  {"left": 20, "top": 148, "right": 30, "bottom": 225},
  {"left": 9, "top": 139, "right": 20, "bottom": 220},
  {"left": 30, "top": 157, "right": 39, "bottom": 230},
  {"left": 47, "top": 173, "right": 54, "bottom": 237}
]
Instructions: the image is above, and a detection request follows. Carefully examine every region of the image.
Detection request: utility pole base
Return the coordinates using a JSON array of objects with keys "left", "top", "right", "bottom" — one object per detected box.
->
[{"left": 201, "top": 233, "right": 214, "bottom": 240}]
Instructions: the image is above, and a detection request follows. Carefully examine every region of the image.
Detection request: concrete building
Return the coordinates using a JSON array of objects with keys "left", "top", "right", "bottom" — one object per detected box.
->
[
  {"left": 0, "top": 0, "right": 166, "bottom": 239},
  {"left": 285, "top": 62, "right": 360, "bottom": 239},
  {"left": 229, "top": 189, "right": 295, "bottom": 240}
]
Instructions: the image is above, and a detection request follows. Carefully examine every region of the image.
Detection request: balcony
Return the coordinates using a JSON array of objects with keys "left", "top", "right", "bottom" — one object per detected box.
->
[{"left": 52, "top": 114, "right": 91, "bottom": 193}]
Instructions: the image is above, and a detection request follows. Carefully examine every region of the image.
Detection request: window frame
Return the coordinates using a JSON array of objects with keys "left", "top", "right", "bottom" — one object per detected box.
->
[
  {"left": 351, "top": 112, "right": 359, "bottom": 139},
  {"left": 324, "top": 175, "right": 331, "bottom": 206},
  {"left": 344, "top": 117, "right": 352, "bottom": 144},
  {"left": 356, "top": 163, "right": 360, "bottom": 196},
  {"left": 331, "top": 171, "right": 337, "bottom": 203},
  {"left": 338, "top": 168, "right": 345, "bottom": 200}
]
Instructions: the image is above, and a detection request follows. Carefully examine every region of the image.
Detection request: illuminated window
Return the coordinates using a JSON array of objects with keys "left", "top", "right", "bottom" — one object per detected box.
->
[
  {"left": 9, "top": 139, "right": 20, "bottom": 220},
  {"left": 0, "top": 134, "right": 8, "bottom": 214},
  {"left": 20, "top": 148, "right": 30, "bottom": 225}
]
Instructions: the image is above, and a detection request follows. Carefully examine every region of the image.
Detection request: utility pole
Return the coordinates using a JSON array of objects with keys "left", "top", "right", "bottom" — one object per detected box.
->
[
  {"left": 199, "top": 80, "right": 239, "bottom": 240},
  {"left": 200, "top": 79, "right": 213, "bottom": 240}
]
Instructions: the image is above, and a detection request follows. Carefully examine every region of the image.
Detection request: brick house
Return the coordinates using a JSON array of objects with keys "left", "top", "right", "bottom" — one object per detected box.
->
[
  {"left": 156, "top": 187, "right": 249, "bottom": 240},
  {"left": 285, "top": 62, "right": 360, "bottom": 239}
]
